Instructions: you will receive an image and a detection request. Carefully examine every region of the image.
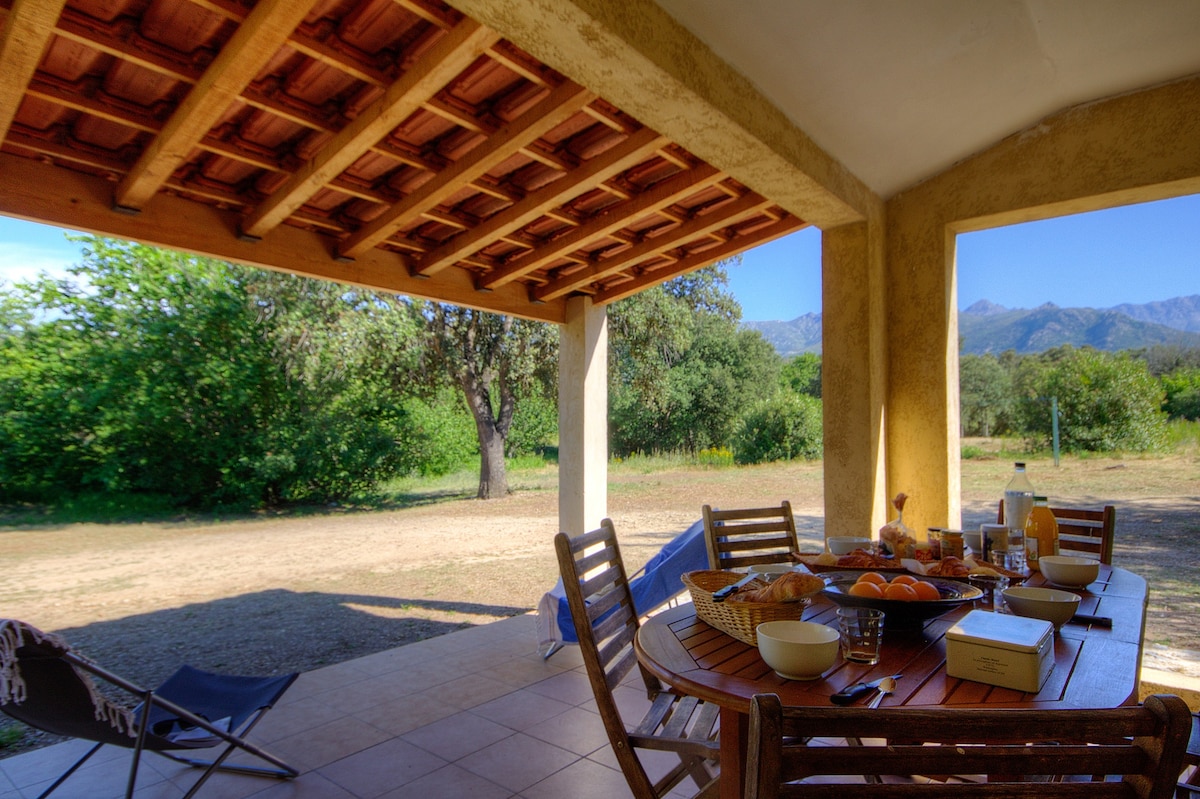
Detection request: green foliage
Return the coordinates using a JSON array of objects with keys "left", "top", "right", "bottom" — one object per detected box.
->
[
  {"left": 1161, "top": 367, "right": 1200, "bottom": 420},
  {"left": 1013, "top": 347, "right": 1167, "bottom": 452},
  {"left": 506, "top": 389, "right": 558, "bottom": 458},
  {"left": 609, "top": 264, "right": 781, "bottom": 456},
  {"left": 0, "top": 237, "right": 425, "bottom": 509},
  {"left": 733, "top": 392, "right": 823, "bottom": 464},
  {"left": 392, "top": 391, "right": 478, "bottom": 477},
  {"left": 1164, "top": 418, "right": 1200, "bottom": 452},
  {"left": 781, "top": 353, "right": 822, "bottom": 398},
  {"left": 959, "top": 354, "right": 1013, "bottom": 436}
]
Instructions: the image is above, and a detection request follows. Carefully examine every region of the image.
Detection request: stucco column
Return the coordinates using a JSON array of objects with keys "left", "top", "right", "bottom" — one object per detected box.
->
[
  {"left": 822, "top": 219, "right": 889, "bottom": 537},
  {"left": 558, "top": 295, "right": 608, "bottom": 535},
  {"left": 884, "top": 210, "right": 961, "bottom": 535}
]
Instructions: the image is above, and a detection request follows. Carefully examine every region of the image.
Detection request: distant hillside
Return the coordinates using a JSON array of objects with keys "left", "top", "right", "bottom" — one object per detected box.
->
[
  {"left": 1108, "top": 294, "right": 1200, "bottom": 333},
  {"left": 745, "top": 295, "right": 1200, "bottom": 357},
  {"left": 957, "top": 301, "right": 1200, "bottom": 354},
  {"left": 744, "top": 314, "right": 822, "bottom": 356}
]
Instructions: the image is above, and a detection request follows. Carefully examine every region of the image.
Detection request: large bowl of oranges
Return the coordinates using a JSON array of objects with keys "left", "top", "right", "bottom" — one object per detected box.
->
[{"left": 822, "top": 571, "right": 982, "bottom": 632}]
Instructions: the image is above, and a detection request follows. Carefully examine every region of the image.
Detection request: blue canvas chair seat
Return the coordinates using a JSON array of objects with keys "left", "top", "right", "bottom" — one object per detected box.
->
[
  {"left": 537, "top": 519, "right": 708, "bottom": 657},
  {"left": 0, "top": 619, "right": 298, "bottom": 799}
]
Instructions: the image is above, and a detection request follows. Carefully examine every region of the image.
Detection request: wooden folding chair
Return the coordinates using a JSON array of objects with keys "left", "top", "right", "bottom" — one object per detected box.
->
[
  {"left": 999, "top": 501, "right": 1116, "bottom": 563},
  {"left": 555, "top": 521, "right": 719, "bottom": 799},
  {"left": 744, "top": 692, "right": 1190, "bottom": 799},
  {"left": 702, "top": 501, "right": 800, "bottom": 570}
]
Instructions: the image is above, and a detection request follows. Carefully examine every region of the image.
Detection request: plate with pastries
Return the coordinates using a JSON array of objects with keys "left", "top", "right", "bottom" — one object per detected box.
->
[
  {"left": 907, "top": 554, "right": 1027, "bottom": 583},
  {"left": 794, "top": 548, "right": 907, "bottom": 574}
]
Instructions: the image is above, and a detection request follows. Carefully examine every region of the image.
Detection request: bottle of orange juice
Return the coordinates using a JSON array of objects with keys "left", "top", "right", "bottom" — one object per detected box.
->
[{"left": 1024, "top": 496, "right": 1059, "bottom": 571}]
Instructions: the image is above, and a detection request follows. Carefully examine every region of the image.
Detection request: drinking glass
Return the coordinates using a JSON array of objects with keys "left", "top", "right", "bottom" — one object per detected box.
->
[{"left": 837, "top": 607, "right": 885, "bottom": 664}]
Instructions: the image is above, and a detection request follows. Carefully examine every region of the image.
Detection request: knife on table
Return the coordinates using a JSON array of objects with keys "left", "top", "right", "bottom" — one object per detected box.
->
[
  {"left": 712, "top": 573, "right": 758, "bottom": 602},
  {"left": 1068, "top": 613, "right": 1113, "bottom": 628},
  {"left": 830, "top": 674, "right": 903, "bottom": 705}
]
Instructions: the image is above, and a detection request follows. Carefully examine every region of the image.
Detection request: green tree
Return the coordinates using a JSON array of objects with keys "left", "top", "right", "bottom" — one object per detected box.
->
[
  {"left": 608, "top": 263, "right": 780, "bottom": 455},
  {"left": 733, "top": 392, "right": 823, "bottom": 463},
  {"left": 959, "top": 354, "right": 1013, "bottom": 436},
  {"left": 0, "top": 237, "right": 424, "bottom": 507},
  {"left": 1014, "top": 347, "right": 1167, "bottom": 452},
  {"left": 781, "top": 353, "right": 822, "bottom": 398},
  {"left": 410, "top": 302, "right": 557, "bottom": 498},
  {"left": 1161, "top": 367, "right": 1200, "bottom": 420}
]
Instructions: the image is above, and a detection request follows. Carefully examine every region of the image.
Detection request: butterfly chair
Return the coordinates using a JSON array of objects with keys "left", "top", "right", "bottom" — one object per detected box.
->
[
  {"left": 998, "top": 501, "right": 1116, "bottom": 563},
  {"left": 702, "top": 501, "right": 800, "bottom": 570},
  {"left": 555, "top": 521, "right": 720, "bottom": 799},
  {"left": 0, "top": 619, "right": 298, "bottom": 799},
  {"left": 743, "top": 692, "right": 1191, "bottom": 799}
]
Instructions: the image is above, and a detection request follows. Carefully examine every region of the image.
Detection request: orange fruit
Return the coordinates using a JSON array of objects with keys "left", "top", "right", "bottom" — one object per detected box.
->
[
  {"left": 911, "top": 581, "right": 941, "bottom": 600},
  {"left": 847, "top": 581, "right": 885, "bottom": 598},
  {"left": 883, "top": 582, "right": 919, "bottom": 601},
  {"left": 856, "top": 572, "right": 889, "bottom": 585},
  {"left": 890, "top": 574, "right": 918, "bottom": 586}
]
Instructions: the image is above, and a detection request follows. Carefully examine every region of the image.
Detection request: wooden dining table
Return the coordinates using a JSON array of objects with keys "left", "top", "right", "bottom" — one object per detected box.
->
[{"left": 634, "top": 564, "right": 1148, "bottom": 799}]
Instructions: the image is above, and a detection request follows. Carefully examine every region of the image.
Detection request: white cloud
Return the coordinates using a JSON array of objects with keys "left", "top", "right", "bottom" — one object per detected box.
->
[{"left": 0, "top": 243, "right": 79, "bottom": 286}]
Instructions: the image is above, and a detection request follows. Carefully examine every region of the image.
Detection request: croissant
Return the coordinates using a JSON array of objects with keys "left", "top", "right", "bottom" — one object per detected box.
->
[{"left": 729, "top": 571, "right": 824, "bottom": 603}]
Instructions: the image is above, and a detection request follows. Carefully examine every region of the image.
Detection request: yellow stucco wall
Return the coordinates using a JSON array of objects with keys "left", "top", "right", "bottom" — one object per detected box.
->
[
  {"left": 887, "top": 75, "right": 1200, "bottom": 534},
  {"left": 822, "top": 220, "right": 890, "bottom": 535}
]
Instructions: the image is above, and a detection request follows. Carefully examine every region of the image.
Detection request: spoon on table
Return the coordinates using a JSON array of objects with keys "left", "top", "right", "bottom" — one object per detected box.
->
[{"left": 866, "top": 676, "right": 896, "bottom": 709}]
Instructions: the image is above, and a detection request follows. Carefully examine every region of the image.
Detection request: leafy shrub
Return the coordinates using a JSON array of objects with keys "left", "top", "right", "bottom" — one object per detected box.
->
[
  {"left": 1015, "top": 348, "right": 1166, "bottom": 452},
  {"left": 1162, "top": 367, "right": 1200, "bottom": 420},
  {"left": 733, "top": 393, "right": 822, "bottom": 464}
]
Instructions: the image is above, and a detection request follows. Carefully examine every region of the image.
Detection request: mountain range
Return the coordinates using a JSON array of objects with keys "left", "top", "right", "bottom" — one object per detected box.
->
[{"left": 745, "top": 294, "right": 1200, "bottom": 357}]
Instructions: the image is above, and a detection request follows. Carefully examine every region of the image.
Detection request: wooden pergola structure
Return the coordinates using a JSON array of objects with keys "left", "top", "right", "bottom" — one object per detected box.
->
[{"left": 3, "top": 0, "right": 1199, "bottom": 535}]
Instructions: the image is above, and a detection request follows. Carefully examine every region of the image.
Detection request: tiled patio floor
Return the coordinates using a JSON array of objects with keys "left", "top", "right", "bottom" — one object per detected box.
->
[
  {"left": 0, "top": 614, "right": 734, "bottom": 799},
  {"left": 7, "top": 610, "right": 1188, "bottom": 799}
]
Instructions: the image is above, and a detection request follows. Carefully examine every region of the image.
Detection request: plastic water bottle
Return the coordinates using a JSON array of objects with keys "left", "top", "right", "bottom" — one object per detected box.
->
[{"left": 1003, "top": 462, "right": 1034, "bottom": 570}]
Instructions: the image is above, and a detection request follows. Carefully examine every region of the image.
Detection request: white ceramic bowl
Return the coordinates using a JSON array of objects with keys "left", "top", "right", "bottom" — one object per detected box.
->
[
  {"left": 748, "top": 563, "right": 795, "bottom": 582},
  {"left": 1038, "top": 556, "right": 1101, "bottom": 588},
  {"left": 827, "top": 536, "right": 872, "bottom": 556},
  {"left": 1002, "top": 586, "right": 1081, "bottom": 629},
  {"left": 756, "top": 620, "right": 840, "bottom": 680}
]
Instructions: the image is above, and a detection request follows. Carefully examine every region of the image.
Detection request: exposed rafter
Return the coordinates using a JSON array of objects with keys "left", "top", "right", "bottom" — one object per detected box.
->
[
  {"left": 0, "top": 0, "right": 67, "bottom": 142},
  {"left": 0, "top": 0, "right": 807, "bottom": 319},
  {"left": 114, "top": 0, "right": 318, "bottom": 211},
  {"left": 339, "top": 80, "right": 594, "bottom": 259},
  {"left": 241, "top": 19, "right": 502, "bottom": 239}
]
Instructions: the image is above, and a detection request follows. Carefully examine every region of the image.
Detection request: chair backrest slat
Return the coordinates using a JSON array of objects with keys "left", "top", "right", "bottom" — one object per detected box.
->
[
  {"left": 745, "top": 693, "right": 1191, "bottom": 799},
  {"left": 555, "top": 521, "right": 663, "bottom": 797},
  {"left": 997, "top": 502, "right": 1116, "bottom": 564},
  {"left": 703, "top": 501, "right": 800, "bottom": 570}
]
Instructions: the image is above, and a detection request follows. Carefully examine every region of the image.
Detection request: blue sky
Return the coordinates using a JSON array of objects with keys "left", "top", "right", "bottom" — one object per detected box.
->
[
  {"left": 2, "top": 192, "right": 1198, "bottom": 320},
  {"left": 729, "top": 193, "right": 1200, "bottom": 320}
]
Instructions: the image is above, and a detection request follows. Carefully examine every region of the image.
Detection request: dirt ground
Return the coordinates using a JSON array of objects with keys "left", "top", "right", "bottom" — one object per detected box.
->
[{"left": 2, "top": 452, "right": 1198, "bottom": 755}]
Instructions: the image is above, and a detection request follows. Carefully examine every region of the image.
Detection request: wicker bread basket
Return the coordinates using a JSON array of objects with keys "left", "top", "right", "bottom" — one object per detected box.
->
[{"left": 682, "top": 570, "right": 809, "bottom": 645}]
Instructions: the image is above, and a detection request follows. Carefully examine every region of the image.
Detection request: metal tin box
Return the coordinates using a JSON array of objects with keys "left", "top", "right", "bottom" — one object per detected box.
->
[{"left": 946, "top": 609, "right": 1054, "bottom": 693}]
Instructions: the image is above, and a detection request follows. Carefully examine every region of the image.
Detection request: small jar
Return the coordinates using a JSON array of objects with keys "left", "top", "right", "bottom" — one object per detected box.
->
[
  {"left": 925, "top": 527, "right": 943, "bottom": 560},
  {"left": 941, "top": 531, "right": 964, "bottom": 559}
]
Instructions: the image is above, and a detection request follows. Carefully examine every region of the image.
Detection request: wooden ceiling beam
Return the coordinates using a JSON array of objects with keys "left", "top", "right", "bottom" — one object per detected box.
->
[
  {"left": 339, "top": 80, "right": 593, "bottom": 258},
  {"left": 241, "top": 19, "right": 501, "bottom": 240},
  {"left": 113, "top": 0, "right": 318, "bottom": 211},
  {"left": 593, "top": 217, "right": 804, "bottom": 305},
  {"left": 414, "top": 127, "right": 668, "bottom": 276},
  {"left": 0, "top": 0, "right": 68, "bottom": 143},
  {"left": 533, "top": 193, "right": 771, "bottom": 302},
  {"left": 479, "top": 162, "right": 720, "bottom": 290},
  {"left": 0, "top": 150, "right": 565, "bottom": 323}
]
